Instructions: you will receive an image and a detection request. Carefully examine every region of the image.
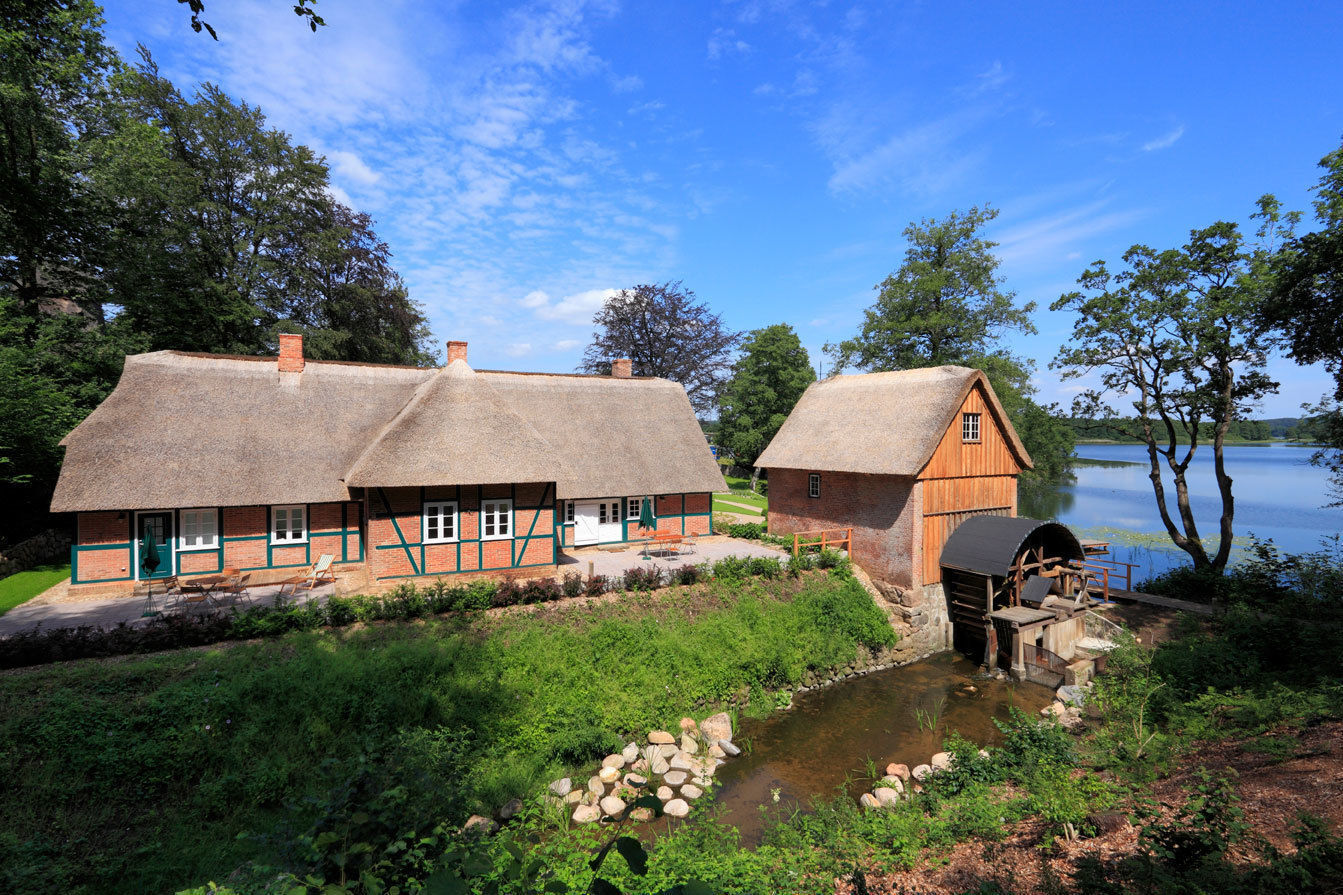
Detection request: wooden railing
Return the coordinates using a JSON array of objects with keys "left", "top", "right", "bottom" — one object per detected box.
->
[
  {"left": 792, "top": 527, "right": 853, "bottom": 556},
  {"left": 1083, "top": 556, "right": 1137, "bottom": 593}
]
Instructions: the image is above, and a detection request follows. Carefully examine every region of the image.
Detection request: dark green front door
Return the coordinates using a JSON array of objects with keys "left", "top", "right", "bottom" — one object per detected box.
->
[{"left": 137, "top": 512, "right": 173, "bottom": 580}]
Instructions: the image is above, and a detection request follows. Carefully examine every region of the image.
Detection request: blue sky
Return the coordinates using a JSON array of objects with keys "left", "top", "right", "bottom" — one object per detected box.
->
[{"left": 100, "top": 0, "right": 1342, "bottom": 416}]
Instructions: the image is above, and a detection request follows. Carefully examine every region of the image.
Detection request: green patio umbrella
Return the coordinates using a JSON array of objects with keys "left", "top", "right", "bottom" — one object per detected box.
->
[
  {"left": 140, "top": 527, "right": 161, "bottom": 577},
  {"left": 638, "top": 497, "right": 657, "bottom": 561}
]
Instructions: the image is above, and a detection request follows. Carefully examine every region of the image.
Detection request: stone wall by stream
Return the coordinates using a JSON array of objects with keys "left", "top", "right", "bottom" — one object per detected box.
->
[{"left": 0, "top": 529, "right": 71, "bottom": 579}]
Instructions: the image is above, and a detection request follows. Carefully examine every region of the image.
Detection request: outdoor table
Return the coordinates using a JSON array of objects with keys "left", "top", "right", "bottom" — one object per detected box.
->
[{"left": 184, "top": 574, "right": 230, "bottom": 599}]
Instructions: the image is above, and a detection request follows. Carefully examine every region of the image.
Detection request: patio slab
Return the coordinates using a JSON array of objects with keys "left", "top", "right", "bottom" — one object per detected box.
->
[{"left": 559, "top": 535, "right": 786, "bottom": 579}]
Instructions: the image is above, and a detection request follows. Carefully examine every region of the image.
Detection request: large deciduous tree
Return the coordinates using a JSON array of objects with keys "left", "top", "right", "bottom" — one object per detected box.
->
[
  {"left": 826, "top": 205, "right": 1074, "bottom": 488},
  {"left": 716, "top": 324, "right": 814, "bottom": 486},
  {"left": 579, "top": 281, "right": 741, "bottom": 415},
  {"left": 1050, "top": 199, "right": 1288, "bottom": 572},
  {"left": 1260, "top": 138, "right": 1343, "bottom": 502}
]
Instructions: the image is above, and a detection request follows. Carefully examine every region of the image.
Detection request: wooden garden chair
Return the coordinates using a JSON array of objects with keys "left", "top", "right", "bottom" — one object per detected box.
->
[{"left": 220, "top": 572, "right": 254, "bottom": 606}]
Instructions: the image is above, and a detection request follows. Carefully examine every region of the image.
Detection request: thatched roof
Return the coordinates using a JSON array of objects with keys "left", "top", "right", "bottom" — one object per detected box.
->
[
  {"left": 345, "top": 361, "right": 566, "bottom": 489},
  {"left": 755, "top": 365, "right": 1032, "bottom": 476},
  {"left": 52, "top": 351, "right": 725, "bottom": 512}
]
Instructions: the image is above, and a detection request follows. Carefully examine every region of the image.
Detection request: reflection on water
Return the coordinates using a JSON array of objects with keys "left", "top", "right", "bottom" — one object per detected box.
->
[
  {"left": 708, "top": 652, "right": 1053, "bottom": 846},
  {"left": 1025, "top": 443, "right": 1343, "bottom": 577}
]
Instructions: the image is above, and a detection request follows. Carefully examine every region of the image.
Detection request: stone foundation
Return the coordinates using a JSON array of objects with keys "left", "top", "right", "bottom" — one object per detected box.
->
[{"left": 869, "top": 578, "right": 952, "bottom": 660}]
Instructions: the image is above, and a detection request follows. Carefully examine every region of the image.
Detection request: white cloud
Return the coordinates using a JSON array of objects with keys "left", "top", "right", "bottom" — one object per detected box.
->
[
  {"left": 609, "top": 73, "right": 643, "bottom": 93},
  {"left": 820, "top": 107, "right": 990, "bottom": 195},
  {"left": 325, "top": 149, "right": 381, "bottom": 186},
  {"left": 530, "top": 287, "right": 620, "bottom": 324},
  {"left": 521, "top": 289, "right": 551, "bottom": 308},
  {"left": 1142, "top": 124, "right": 1185, "bottom": 152},
  {"left": 553, "top": 338, "right": 582, "bottom": 350},
  {"left": 707, "top": 27, "right": 752, "bottom": 59},
  {"left": 994, "top": 200, "right": 1147, "bottom": 266},
  {"left": 505, "top": 342, "right": 534, "bottom": 357}
]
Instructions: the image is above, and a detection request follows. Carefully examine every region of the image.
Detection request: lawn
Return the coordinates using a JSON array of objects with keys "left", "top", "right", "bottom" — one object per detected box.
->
[
  {"left": 716, "top": 475, "right": 768, "bottom": 516},
  {"left": 0, "top": 570, "right": 893, "bottom": 895},
  {"left": 0, "top": 562, "right": 69, "bottom": 615}
]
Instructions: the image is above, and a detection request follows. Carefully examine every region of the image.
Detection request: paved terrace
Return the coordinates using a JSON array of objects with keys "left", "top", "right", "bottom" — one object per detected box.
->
[{"left": 0, "top": 537, "right": 788, "bottom": 638}]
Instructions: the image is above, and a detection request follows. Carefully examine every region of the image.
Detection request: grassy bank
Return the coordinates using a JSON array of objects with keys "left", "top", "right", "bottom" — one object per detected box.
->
[
  {"left": 0, "top": 562, "right": 69, "bottom": 615},
  {"left": 0, "top": 569, "right": 892, "bottom": 895}
]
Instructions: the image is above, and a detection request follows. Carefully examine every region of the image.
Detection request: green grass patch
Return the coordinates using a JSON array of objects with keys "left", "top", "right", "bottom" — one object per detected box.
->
[
  {"left": 0, "top": 571, "right": 893, "bottom": 895},
  {"left": 0, "top": 562, "right": 69, "bottom": 615},
  {"left": 713, "top": 494, "right": 765, "bottom": 516}
]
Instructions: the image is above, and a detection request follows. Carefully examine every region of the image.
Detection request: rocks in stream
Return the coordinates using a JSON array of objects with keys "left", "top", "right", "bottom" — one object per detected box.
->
[
  {"left": 886, "top": 763, "right": 910, "bottom": 780},
  {"left": 718, "top": 739, "right": 741, "bottom": 757},
  {"left": 663, "top": 798, "right": 690, "bottom": 817},
  {"left": 931, "top": 751, "right": 953, "bottom": 771},
  {"left": 572, "top": 804, "right": 601, "bottom": 824},
  {"left": 700, "top": 712, "right": 733, "bottom": 743},
  {"left": 663, "top": 770, "right": 688, "bottom": 787},
  {"left": 600, "top": 795, "right": 627, "bottom": 818},
  {"left": 598, "top": 766, "right": 621, "bottom": 784},
  {"left": 649, "top": 730, "right": 676, "bottom": 744},
  {"left": 911, "top": 763, "right": 933, "bottom": 781},
  {"left": 549, "top": 777, "right": 572, "bottom": 797}
]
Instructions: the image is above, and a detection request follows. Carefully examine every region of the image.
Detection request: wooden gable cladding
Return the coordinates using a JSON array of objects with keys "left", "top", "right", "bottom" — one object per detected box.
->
[{"left": 918, "top": 382, "right": 1023, "bottom": 481}]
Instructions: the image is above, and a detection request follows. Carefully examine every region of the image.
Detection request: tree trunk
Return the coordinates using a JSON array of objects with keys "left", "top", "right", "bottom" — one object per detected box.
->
[{"left": 749, "top": 466, "right": 760, "bottom": 493}]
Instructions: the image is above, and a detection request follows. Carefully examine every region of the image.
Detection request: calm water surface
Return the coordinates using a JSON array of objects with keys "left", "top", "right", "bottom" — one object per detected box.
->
[
  {"left": 1023, "top": 443, "right": 1343, "bottom": 578},
  {"left": 708, "top": 653, "right": 1052, "bottom": 845}
]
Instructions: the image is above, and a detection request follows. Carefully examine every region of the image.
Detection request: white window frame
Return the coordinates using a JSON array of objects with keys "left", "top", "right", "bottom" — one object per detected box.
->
[
  {"left": 271, "top": 504, "right": 308, "bottom": 545},
  {"left": 561, "top": 500, "right": 575, "bottom": 524},
  {"left": 481, "top": 499, "right": 513, "bottom": 541},
  {"left": 178, "top": 508, "right": 219, "bottom": 551},
  {"left": 808, "top": 473, "right": 821, "bottom": 499},
  {"left": 962, "top": 412, "right": 982, "bottom": 443},
  {"left": 423, "top": 500, "right": 459, "bottom": 544},
  {"left": 627, "top": 496, "right": 649, "bottom": 520}
]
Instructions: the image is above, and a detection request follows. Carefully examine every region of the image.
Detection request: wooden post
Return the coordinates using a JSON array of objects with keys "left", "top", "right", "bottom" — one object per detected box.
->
[
  {"left": 793, "top": 533, "right": 799, "bottom": 556},
  {"left": 588, "top": 560, "right": 594, "bottom": 578}
]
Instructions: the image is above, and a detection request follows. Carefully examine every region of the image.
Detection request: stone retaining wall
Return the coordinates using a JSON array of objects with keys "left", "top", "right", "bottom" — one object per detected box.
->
[{"left": 0, "top": 529, "right": 72, "bottom": 579}]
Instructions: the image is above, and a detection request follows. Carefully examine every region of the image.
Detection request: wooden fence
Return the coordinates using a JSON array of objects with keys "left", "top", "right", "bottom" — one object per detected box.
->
[{"left": 791, "top": 528, "right": 852, "bottom": 556}]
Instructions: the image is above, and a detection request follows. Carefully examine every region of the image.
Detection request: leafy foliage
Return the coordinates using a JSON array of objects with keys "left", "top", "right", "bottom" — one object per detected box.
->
[
  {"left": 716, "top": 324, "right": 814, "bottom": 467},
  {"left": 1050, "top": 198, "right": 1291, "bottom": 570},
  {"left": 578, "top": 281, "right": 742, "bottom": 415}
]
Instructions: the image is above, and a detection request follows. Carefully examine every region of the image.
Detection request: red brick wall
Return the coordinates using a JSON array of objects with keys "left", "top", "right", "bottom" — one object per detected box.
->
[
  {"left": 685, "top": 513, "right": 710, "bottom": 536},
  {"left": 178, "top": 551, "right": 217, "bottom": 574},
  {"left": 75, "top": 512, "right": 132, "bottom": 582},
  {"left": 656, "top": 494, "right": 684, "bottom": 516},
  {"left": 767, "top": 469, "right": 922, "bottom": 589},
  {"left": 367, "top": 484, "right": 556, "bottom": 580},
  {"left": 684, "top": 493, "right": 711, "bottom": 514},
  {"left": 223, "top": 506, "right": 268, "bottom": 570}
]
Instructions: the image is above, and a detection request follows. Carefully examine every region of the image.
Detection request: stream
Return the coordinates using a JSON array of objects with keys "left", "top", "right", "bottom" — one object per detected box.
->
[{"left": 706, "top": 652, "right": 1054, "bottom": 845}]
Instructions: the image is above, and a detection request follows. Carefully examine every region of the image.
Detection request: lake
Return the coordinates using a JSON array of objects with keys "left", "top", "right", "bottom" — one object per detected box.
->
[{"left": 1021, "top": 442, "right": 1343, "bottom": 580}]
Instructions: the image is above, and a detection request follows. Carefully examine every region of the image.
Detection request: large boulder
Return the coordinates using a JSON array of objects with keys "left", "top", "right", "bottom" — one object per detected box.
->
[
  {"left": 669, "top": 754, "right": 696, "bottom": 771},
  {"left": 859, "top": 792, "right": 880, "bottom": 809},
  {"left": 602, "top": 753, "right": 625, "bottom": 769},
  {"left": 679, "top": 733, "right": 699, "bottom": 755},
  {"left": 549, "top": 778, "right": 572, "bottom": 797},
  {"left": 886, "top": 763, "right": 910, "bottom": 780},
  {"left": 718, "top": 739, "right": 741, "bottom": 757},
  {"left": 650, "top": 755, "right": 670, "bottom": 775},
  {"left": 681, "top": 783, "right": 704, "bottom": 799},
  {"left": 700, "top": 712, "right": 733, "bottom": 743},
  {"left": 656, "top": 785, "right": 674, "bottom": 801},
  {"left": 598, "top": 766, "right": 620, "bottom": 784},
  {"left": 622, "top": 742, "right": 640, "bottom": 763},
  {"left": 600, "top": 795, "right": 627, "bottom": 817},
  {"left": 873, "top": 787, "right": 901, "bottom": 807},
  {"left": 463, "top": 814, "right": 498, "bottom": 835},
  {"left": 649, "top": 730, "right": 676, "bottom": 745},
  {"left": 931, "top": 751, "right": 953, "bottom": 771},
  {"left": 881, "top": 775, "right": 904, "bottom": 793},
  {"left": 911, "top": 764, "right": 933, "bottom": 781},
  {"left": 572, "top": 804, "right": 601, "bottom": 824},
  {"left": 587, "top": 775, "right": 605, "bottom": 794},
  {"left": 679, "top": 716, "right": 698, "bottom": 733},
  {"left": 630, "top": 806, "right": 654, "bottom": 823},
  {"left": 663, "top": 798, "right": 690, "bottom": 817},
  {"left": 623, "top": 773, "right": 648, "bottom": 787},
  {"left": 663, "top": 770, "right": 688, "bottom": 786},
  {"left": 498, "top": 798, "right": 523, "bottom": 820}
]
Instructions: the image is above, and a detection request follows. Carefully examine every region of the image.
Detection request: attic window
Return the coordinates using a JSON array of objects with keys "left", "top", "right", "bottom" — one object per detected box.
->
[
  {"left": 808, "top": 474, "right": 821, "bottom": 498},
  {"left": 962, "top": 412, "right": 981, "bottom": 443}
]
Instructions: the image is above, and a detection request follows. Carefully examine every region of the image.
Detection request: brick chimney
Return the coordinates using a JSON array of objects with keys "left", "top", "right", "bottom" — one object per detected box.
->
[
  {"left": 611, "top": 358, "right": 632, "bottom": 379},
  {"left": 447, "top": 340, "right": 469, "bottom": 365},
  {"left": 278, "top": 333, "right": 304, "bottom": 373}
]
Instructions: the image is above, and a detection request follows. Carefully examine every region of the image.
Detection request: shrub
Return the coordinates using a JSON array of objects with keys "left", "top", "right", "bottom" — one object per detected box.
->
[
  {"left": 561, "top": 572, "right": 584, "bottom": 597},
  {"left": 672, "top": 564, "right": 702, "bottom": 586},
  {"left": 725, "top": 522, "right": 765, "bottom": 540},
  {"left": 490, "top": 578, "right": 522, "bottom": 607},
  {"left": 584, "top": 574, "right": 609, "bottom": 597},
  {"left": 520, "top": 577, "right": 562, "bottom": 604},
  {"left": 621, "top": 566, "right": 664, "bottom": 592}
]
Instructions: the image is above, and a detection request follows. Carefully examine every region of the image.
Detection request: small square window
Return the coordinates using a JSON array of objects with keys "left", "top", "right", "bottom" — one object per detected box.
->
[
  {"left": 627, "top": 497, "right": 644, "bottom": 519},
  {"left": 562, "top": 501, "right": 575, "bottom": 524},
  {"left": 424, "top": 501, "right": 458, "bottom": 543},
  {"left": 962, "top": 412, "right": 981, "bottom": 443},
  {"left": 808, "top": 474, "right": 821, "bottom": 499},
  {"left": 180, "top": 508, "right": 219, "bottom": 550},
  {"left": 271, "top": 505, "right": 307, "bottom": 544}
]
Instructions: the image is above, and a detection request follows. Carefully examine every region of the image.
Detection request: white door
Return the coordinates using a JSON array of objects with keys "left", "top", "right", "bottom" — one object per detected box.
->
[
  {"left": 574, "top": 502, "right": 600, "bottom": 545},
  {"left": 597, "top": 500, "right": 623, "bottom": 543}
]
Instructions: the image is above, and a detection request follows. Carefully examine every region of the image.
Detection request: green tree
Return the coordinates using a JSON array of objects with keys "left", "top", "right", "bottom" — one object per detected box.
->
[
  {"left": 1261, "top": 137, "right": 1343, "bottom": 502},
  {"left": 1050, "top": 199, "right": 1289, "bottom": 572},
  {"left": 716, "top": 324, "right": 814, "bottom": 486},
  {"left": 827, "top": 205, "right": 1074, "bottom": 490},
  {"left": 579, "top": 281, "right": 742, "bottom": 415},
  {"left": 0, "top": 0, "right": 115, "bottom": 321}
]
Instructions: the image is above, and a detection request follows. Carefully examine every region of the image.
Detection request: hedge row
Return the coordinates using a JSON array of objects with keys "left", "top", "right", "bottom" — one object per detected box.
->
[{"left": 0, "top": 550, "right": 850, "bottom": 670}]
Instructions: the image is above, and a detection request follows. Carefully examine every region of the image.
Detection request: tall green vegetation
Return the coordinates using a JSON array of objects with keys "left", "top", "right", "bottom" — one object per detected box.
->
[
  {"left": 715, "top": 323, "right": 814, "bottom": 486},
  {"left": 0, "top": 3, "right": 433, "bottom": 541},
  {"left": 0, "top": 571, "right": 892, "bottom": 895},
  {"left": 826, "top": 205, "right": 1075, "bottom": 489},
  {"left": 1050, "top": 198, "right": 1291, "bottom": 572},
  {"left": 1261, "top": 137, "right": 1343, "bottom": 504}
]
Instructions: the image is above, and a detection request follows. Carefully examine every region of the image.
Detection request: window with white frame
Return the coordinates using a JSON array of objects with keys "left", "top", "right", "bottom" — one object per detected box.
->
[
  {"left": 627, "top": 496, "right": 647, "bottom": 519},
  {"left": 962, "top": 412, "right": 981, "bottom": 443},
  {"left": 179, "top": 508, "right": 218, "bottom": 550},
  {"left": 423, "top": 500, "right": 458, "bottom": 543},
  {"left": 271, "top": 504, "right": 307, "bottom": 544},
  {"left": 481, "top": 499, "right": 513, "bottom": 540},
  {"left": 808, "top": 473, "right": 821, "bottom": 498},
  {"left": 561, "top": 500, "right": 574, "bottom": 524}
]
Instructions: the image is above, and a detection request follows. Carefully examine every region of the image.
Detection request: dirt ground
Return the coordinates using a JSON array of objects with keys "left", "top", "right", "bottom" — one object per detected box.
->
[{"left": 842, "top": 720, "right": 1343, "bottom": 895}]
